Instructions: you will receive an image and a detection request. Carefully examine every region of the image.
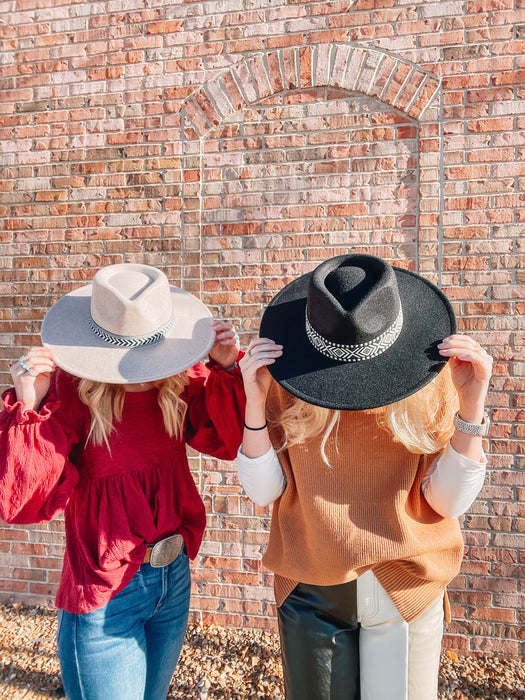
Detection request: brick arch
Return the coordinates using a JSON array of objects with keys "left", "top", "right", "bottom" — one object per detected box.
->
[
  {"left": 178, "top": 44, "right": 443, "bottom": 300},
  {"left": 181, "top": 44, "right": 440, "bottom": 139}
]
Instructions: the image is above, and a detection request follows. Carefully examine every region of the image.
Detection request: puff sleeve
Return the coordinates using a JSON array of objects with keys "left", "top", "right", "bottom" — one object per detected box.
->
[
  {"left": 184, "top": 360, "right": 246, "bottom": 460},
  {"left": 0, "top": 372, "right": 82, "bottom": 525}
]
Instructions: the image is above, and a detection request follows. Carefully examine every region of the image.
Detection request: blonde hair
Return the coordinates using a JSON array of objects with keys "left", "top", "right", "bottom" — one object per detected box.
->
[
  {"left": 270, "top": 364, "right": 458, "bottom": 465},
  {"left": 78, "top": 373, "right": 190, "bottom": 447}
]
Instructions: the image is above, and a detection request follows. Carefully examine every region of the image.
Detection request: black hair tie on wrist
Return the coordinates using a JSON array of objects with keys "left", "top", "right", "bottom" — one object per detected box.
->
[{"left": 244, "top": 420, "right": 268, "bottom": 431}]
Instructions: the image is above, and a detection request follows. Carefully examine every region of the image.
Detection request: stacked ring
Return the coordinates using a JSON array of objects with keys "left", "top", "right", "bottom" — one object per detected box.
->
[{"left": 19, "top": 357, "right": 36, "bottom": 376}]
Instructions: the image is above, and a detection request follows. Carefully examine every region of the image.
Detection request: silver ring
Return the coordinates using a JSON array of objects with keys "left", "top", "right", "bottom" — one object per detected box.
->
[{"left": 248, "top": 347, "right": 253, "bottom": 357}]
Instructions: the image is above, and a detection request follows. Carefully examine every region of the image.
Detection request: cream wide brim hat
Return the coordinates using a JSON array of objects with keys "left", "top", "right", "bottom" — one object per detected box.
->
[{"left": 41, "top": 264, "right": 216, "bottom": 384}]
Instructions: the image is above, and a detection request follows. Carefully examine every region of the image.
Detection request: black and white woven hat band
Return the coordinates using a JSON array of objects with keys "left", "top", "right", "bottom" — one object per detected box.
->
[
  {"left": 305, "top": 307, "right": 403, "bottom": 363},
  {"left": 88, "top": 314, "right": 175, "bottom": 349}
]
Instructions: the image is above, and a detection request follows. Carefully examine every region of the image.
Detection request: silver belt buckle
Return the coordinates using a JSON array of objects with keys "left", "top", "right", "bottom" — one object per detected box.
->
[{"left": 149, "top": 534, "right": 184, "bottom": 568}]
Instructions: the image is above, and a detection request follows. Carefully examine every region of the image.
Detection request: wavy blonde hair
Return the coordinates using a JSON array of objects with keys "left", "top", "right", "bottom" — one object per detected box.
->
[
  {"left": 270, "top": 364, "right": 458, "bottom": 465},
  {"left": 78, "top": 374, "right": 190, "bottom": 447}
]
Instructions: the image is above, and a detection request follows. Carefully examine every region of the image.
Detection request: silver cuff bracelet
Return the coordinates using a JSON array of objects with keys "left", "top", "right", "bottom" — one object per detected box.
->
[{"left": 453, "top": 412, "right": 490, "bottom": 436}]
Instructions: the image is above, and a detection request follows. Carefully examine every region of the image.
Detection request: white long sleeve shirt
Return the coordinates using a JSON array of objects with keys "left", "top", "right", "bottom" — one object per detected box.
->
[{"left": 237, "top": 442, "right": 486, "bottom": 519}]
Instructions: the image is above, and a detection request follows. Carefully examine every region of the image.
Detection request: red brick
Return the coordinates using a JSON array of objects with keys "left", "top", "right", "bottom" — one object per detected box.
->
[
  {"left": 0, "top": 6, "right": 523, "bottom": 659},
  {"left": 145, "top": 20, "right": 183, "bottom": 35},
  {"left": 299, "top": 45, "right": 313, "bottom": 88},
  {"left": 0, "top": 579, "right": 28, "bottom": 593},
  {"left": 470, "top": 607, "right": 517, "bottom": 623}
]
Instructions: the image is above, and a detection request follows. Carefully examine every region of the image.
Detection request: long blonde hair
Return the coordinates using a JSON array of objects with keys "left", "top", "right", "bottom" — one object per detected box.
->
[
  {"left": 78, "top": 374, "right": 190, "bottom": 447},
  {"left": 270, "top": 364, "right": 458, "bottom": 465}
]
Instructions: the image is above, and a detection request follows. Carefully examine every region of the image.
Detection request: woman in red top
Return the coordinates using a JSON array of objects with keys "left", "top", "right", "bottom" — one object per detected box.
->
[{"left": 0, "top": 263, "right": 246, "bottom": 700}]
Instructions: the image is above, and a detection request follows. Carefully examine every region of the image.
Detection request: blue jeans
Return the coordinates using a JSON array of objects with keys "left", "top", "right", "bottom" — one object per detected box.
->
[{"left": 57, "top": 549, "right": 191, "bottom": 700}]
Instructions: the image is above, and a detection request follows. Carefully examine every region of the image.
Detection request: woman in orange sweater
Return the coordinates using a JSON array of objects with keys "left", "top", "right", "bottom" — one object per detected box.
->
[{"left": 237, "top": 254, "right": 492, "bottom": 700}]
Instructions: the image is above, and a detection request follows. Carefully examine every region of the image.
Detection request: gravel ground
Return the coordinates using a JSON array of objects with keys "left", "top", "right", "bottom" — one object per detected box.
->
[{"left": 0, "top": 604, "right": 523, "bottom": 700}]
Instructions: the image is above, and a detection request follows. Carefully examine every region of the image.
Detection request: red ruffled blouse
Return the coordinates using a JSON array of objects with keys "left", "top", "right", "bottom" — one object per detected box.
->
[{"left": 0, "top": 363, "right": 245, "bottom": 613}]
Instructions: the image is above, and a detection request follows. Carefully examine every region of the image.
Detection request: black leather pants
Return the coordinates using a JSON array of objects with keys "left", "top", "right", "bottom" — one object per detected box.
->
[{"left": 277, "top": 580, "right": 360, "bottom": 700}]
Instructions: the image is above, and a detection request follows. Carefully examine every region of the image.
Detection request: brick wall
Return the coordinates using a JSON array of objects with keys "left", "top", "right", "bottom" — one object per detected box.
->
[{"left": 0, "top": 0, "right": 523, "bottom": 657}]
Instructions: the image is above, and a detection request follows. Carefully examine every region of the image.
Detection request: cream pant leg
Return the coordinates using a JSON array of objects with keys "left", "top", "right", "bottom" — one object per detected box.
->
[{"left": 357, "top": 570, "right": 444, "bottom": 700}]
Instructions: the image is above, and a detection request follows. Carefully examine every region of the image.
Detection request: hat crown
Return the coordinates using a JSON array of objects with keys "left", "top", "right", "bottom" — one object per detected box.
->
[
  {"left": 90, "top": 264, "right": 173, "bottom": 338},
  {"left": 307, "top": 255, "right": 401, "bottom": 345}
]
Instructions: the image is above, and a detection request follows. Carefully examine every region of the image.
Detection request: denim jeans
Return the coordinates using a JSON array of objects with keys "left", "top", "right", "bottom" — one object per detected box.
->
[{"left": 57, "top": 548, "right": 191, "bottom": 700}]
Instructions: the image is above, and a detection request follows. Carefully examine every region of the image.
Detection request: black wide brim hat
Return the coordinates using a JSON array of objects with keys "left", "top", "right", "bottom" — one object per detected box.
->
[{"left": 260, "top": 254, "right": 457, "bottom": 410}]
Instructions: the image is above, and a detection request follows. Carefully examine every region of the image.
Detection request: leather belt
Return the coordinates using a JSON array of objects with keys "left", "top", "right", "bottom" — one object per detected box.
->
[{"left": 143, "top": 534, "right": 184, "bottom": 568}]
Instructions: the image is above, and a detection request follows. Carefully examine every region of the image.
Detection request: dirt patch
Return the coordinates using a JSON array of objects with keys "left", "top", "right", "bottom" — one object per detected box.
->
[{"left": 0, "top": 604, "right": 523, "bottom": 699}]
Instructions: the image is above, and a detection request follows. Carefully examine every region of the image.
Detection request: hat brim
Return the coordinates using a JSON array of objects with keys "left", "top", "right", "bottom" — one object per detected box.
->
[
  {"left": 41, "top": 285, "right": 215, "bottom": 384},
  {"left": 260, "top": 266, "right": 456, "bottom": 410}
]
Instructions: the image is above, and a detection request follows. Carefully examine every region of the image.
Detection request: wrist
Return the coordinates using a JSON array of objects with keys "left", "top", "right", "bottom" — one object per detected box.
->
[
  {"left": 15, "top": 390, "right": 37, "bottom": 412},
  {"left": 244, "top": 400, "right": 267, "bottom": 427},
  {"left": 210, "top": 357, "right": 237, "bottom": 372},
  {"left": 246, "top": 396, "right": 267, "bottom": 410},
  {"left": 457, "top": 403, "right": 486, "bottom": 424},
  {"left": 244, "top": 419, "right": 268, "bottom": 431}
]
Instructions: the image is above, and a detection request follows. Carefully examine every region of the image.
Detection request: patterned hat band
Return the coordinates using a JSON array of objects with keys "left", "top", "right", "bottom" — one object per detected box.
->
[
  {"left": 305, "top": 308, "right": 404, "bottom": 363},
  {"left": 88, "top": 314, "right": 175, "bottom": 349}
]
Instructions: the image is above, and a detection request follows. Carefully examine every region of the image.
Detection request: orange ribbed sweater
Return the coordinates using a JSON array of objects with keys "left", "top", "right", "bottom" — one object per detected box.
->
[{"left": 264, "top": 385, "right": 465, "bottom": 622}]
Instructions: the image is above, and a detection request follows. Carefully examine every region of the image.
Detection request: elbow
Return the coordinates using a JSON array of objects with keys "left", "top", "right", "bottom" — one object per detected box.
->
[
  {"left": 241, "top": 488, "right": 275, "bottom": 508},
  {"left": 241, "top": 483, "right": 284, "bottom": 508},
  {"left": 0, "top": 507, "right": 27, "bottom": 525},
  {"left": 252, "top": 495, "right": 275, "bottom": 508},
  {"left": 0, "top": 510, "right": 13, "bottom": 525},
  {"left": 0, "top": 496, "right": 19, "bottom": 523},
  {"left": 422, "top": 486, "right": 461, "bottom": 519},
  {"left": 441, "top": 499, "right": 477, "bottom": 520},
  {"left": 427, "top": 498, "right": 475, "bottom": 520},
  {"left": 435, "top": 506, "right": 462, "bottom": 520}
]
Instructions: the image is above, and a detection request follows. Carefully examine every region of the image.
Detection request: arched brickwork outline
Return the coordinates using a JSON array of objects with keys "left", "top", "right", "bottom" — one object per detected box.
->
[
  {"left": 179, "top": 44, "right": 442, "bottom": 292},
  {"left": 182, "top": 44, "right": 441, "bottom": 138}
]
